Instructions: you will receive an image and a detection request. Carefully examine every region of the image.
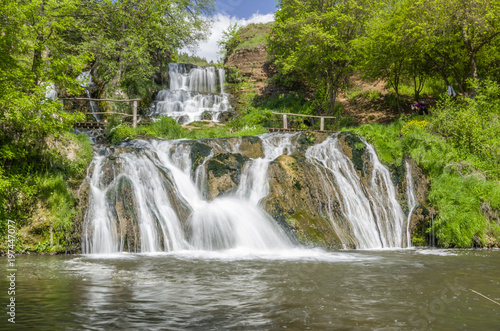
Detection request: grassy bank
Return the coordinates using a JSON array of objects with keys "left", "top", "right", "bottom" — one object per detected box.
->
[
  {"left": 0, "top": 132, "right": 93, "bottom": 253},
  {"left": 350, "top": 82, "right": 500, "bottom": 247}
]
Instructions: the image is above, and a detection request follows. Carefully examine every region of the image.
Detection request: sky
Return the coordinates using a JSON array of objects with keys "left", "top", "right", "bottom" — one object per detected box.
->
[{"left": 185, "top": 0, "right": 278, "bottom": 62}]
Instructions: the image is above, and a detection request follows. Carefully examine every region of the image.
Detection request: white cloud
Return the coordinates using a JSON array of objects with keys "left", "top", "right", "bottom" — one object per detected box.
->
[{"left": 184, "top": 13, "right": 274, "bottom": 63}]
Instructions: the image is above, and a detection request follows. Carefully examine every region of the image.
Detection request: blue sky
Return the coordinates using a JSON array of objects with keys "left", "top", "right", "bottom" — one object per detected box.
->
[
  {"left": 185, "top": 0, "right": 277, "bottom": 62},
  {"left": 216, "top": 0, "right": 277, "bottom": 19}
]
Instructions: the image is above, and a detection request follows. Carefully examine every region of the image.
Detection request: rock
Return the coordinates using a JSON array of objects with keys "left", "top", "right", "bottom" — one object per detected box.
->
[
  {"left": 106, "top": 177, "right": 141, "bottom": 252},
  {"left": 206, "top": 153, "right": 249, "bottom": 200},
  {"left": 226, "top": 47, "right": 269, "bottom": 83},
  {"left": 201, "top": 111, "right": 212, "bottom": 121},
  {"left": 262, "top": 154, "right": 346, "bottom": 249},
  {"left": 189, "top": 141, "right": 212, "bottom": 174},
  {"left": 217, "top": 109, "right": 237, "bottom": 123}
]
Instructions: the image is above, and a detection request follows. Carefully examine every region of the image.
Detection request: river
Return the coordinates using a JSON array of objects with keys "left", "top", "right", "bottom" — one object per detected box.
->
[{"left": 3, "top": 249, "right": 500, "bottom": 330}]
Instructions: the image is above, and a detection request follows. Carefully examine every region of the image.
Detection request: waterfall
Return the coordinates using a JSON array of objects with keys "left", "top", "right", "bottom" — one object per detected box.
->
[
  {"left": 82, "top": 134, "right": 294, "bottom": 254},
  {"left": 153, "top": 63, "right": 231, "bottom": 124},
  {"left": 405, "top": 161, "right": 418, "bottom": 248},
  {"left": 44, "top": 82, "right": 58, "bottom": 100},
  {"left": 305, "top": 137, "right": 408, "bottom": 248},
  {"left": 83, "top": 133, "right": 412, "bottom": 253},
  {"left": 77, "top": 71, "right": 100, "bottom": 122}
]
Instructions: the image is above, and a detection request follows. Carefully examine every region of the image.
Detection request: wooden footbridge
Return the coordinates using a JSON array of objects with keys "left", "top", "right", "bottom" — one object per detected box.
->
[
  {"left": 266, "top": 112, "right": 336, "bottom": 133},
  {"left": 66, "top": 99, "right": 336, "bottom": 133},
  {"left": 61, "top": 97, "right": 141, "bottom": 129}
]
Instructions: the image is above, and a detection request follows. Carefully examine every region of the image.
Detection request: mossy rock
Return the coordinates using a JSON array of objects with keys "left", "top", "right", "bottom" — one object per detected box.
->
[
  {"left": 337, "top": 131, "right": 366, "bottom": 176},
  {"left": 206, "top": 153, "right": 249, "bottom": 199},
  {"left": 189, "top": 142, "right": 212, "bottom": 173}
]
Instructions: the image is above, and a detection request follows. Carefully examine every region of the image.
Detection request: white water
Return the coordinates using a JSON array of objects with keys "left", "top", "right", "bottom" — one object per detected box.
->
[
  {"left": 43, "top": 82, "right": 57, "bottom": 100},
  {"left": 405, "top": 161, "right": 418, "bottom": 248},
  {"left": 153, "top": 63, "right": 231, "bottom": 124},
  {"left": 77, "top": 71, "right": 100, "bottom": 122},
  {"left": 83, "top": 133, "right": 413, "bottom": 254},
  {"left": 306, "top": 137, "right": 408, "bottom": 248},
  {"left": 82, "top": 134, "right": 295, "bottom": 254}
]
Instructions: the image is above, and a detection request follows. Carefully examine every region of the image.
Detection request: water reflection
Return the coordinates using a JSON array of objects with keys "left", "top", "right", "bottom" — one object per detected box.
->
[{"left": 4, "top": 249, "right": 500, "bottom": 330}]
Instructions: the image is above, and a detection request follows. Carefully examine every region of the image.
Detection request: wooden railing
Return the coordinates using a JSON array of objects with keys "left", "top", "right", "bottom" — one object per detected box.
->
[
  {"left": 60, "top": 97, "right": 141, "bottom": 128},
  {"left": 271, "top": 112, "right": 336, "bottom": 131}
]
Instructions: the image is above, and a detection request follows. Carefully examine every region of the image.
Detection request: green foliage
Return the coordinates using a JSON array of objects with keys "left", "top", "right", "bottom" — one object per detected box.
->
[
  {"left": 429, "top": 173, "right": 500, "bottom": 248},
  {"left": 269, "top": 0, "right": 381, "bottom": 114},
  {"left": 350, "top": 82, "right": 500, "bottom": 247},
  {"left": 107, "top": 125, "right": 138, "bottom": 145},
  {"left": 175, "top": 52, "right": 212, "bottom": 66},
  {"left": 351, "top": 120, "right": 404, "bottom": 166},
  {"left": 430, "top": 80, "right": 500, "bottom": 177},
  {"left": 0, "top": 132, "right": 92, "bottom": 252},
  {"left": 255, "top": 93, "right": 315, "bottom": 115},
  {"left": 217, "top": 23, "right": 243, "bottom": 64},
  {"left": 104, "top": 114, "right": 270, "bottom": 144},
  {"left": 74, "top": 0, "right": 215, "bottom": 95},
  {"left": 138, "top": 116, "right": 184, "bottom": 140},
  {"left": 234, "top": 23, "right": 273, "bottom": 51}
]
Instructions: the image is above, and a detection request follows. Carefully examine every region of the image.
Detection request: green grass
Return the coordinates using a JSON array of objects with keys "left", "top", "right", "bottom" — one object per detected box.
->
[
  {"left": 0, "top": 131, "right": 93, "bottom": 253},
  {"left": 349, "top": 106, "right": 500, "bottom": 247},
  {"left": 234, "top": 22, "right": 273, "bottom": 51},
  {"left": 396, "top": 76, "right": 446, "bottom": 100}
]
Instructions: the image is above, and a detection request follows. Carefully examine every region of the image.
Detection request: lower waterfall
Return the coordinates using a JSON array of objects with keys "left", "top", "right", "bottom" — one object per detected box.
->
[{"left": 82, "top": 133, "right": 412, "bottom": 254}]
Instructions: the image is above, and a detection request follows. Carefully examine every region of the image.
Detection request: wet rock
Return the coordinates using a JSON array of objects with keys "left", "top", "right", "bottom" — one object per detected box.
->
[
  {"left": 189, "top": 142, "right": 212, "bottom": 174},
  {"left": 262, "top": 154, "right": 346, "bottom": 249},
  {"left": 337, "top": 131, "right": 367, "bottom": 177},
  {"left": 201, "top": 111, "right": 212, "bottom": 121},
  {"left": 206, "top": 153, "right": 249, "bottom": 200},
  {"left": 106, "top": 177, "right": 141, "bottom": 252},
  {"left": 217, "top": 109, "right": 237, "bottom": 123},
  {"left": 404, "top": 158, "right": 433, "bottom": 246}
]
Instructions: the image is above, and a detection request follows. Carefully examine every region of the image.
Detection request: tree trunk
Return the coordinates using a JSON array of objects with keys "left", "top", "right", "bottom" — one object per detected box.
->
[
  {"left": 31, "top": 1, "right": 46, "bottom": 83},
  {"left": 328, "top": 83, "right": 336, "bottom": 115},
  {"left": 413, "top": 75, "right": 419, "bottom": 102}
]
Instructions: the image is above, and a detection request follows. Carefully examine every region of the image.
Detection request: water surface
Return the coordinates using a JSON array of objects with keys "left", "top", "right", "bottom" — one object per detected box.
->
[{"left": 2, "top": 249, "right": 500, "bottom": 330}]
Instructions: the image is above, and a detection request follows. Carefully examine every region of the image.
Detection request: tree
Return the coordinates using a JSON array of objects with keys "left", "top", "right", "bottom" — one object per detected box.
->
[
  {"left": 269, "top": 0, "right": 381, "bottom": 115},
  {"left": 353, "top": 0, "right": 432, "bottom": 109},
  {"left": 217, "top": 23, "right": 242, "bottom": 64},
  {"left": 72, "top": 0, "right": 214, "bottom": 96},
  {"left": 410, "top": 0, "right": 500, "bottom": 95}
]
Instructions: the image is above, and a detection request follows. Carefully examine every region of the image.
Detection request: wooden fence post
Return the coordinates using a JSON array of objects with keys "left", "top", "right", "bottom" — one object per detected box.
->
[
  {"left": 320, "top": 117, "right": 325, "bottom": 131},
  {"left": 132, "top": 100, "right": 137, "bottom": 128},
  {"left": 283, "top": 114, "right": 288, "bottom": 129}
]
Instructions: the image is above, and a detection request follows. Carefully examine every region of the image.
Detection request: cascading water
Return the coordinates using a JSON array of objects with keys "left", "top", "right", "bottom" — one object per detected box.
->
[
  {"left": 405, "top": 161, "right": 418, "bottom": 248},
  {"left": 305, "top": 137, "right": 408, "bottom": 249},
  {"left": 77, "top": 71, "right": 100, "bottom": 122},
  {"left": 82, "top": 134, "right": 295, "bottom": 254},
  {"left": 44, "top": 82, "right": 58, "bottom": 100},
  {"left": 83, "top": 132, "right": 414, "bottom": 254},
  {"left": 153, "top": 63, "right": 231, "bottom": 124}
]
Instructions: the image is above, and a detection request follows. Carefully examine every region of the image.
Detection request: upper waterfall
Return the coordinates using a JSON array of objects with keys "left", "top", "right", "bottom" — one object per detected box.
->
[{"left": 152, "top": 63, "right": 232, "bottom": 124}]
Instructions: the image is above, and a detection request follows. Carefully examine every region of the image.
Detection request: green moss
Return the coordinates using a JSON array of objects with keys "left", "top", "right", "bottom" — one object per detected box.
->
[
  {"left": 189, "top": 142, "right": 212, "bottom": 172},
  {"left": 206, "top": 153, "right": 249, "bottom": 185},
  {"left": 338, "top": 131, "right": 367, "bottom": 175},
  {"left": 284, "top": 211, "right": 342, "bottom": 249}
]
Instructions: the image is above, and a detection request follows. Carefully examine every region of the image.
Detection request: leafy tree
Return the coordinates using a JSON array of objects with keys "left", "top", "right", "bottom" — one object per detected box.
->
[
  {"left": 0, "top": 0, "right": 215, "bottom": 242},
  {"left": 217, "top": 23, "right": 242, "bottom": 64},
  {"left": 409, "top": 0, "right": 500, "bottom": 95},
  {"left": 71, "top": 0, "right": 214, "bottom": 96},
  {"left": 269, "top": 0, "right": 381, "bottom": 115},
  {"left": 354, "top": 0, "right": 433, "bottom": 109}
]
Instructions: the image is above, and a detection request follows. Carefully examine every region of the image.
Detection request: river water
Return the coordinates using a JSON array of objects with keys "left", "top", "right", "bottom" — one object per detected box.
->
[{"left": 3, "top": 249, "right": 500, "bottom": 330}]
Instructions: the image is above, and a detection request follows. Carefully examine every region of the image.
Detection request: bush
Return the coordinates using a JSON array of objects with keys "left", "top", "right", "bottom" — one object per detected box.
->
[{"left": 350, "top": 95, "right": 500, "bottom": 247}]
